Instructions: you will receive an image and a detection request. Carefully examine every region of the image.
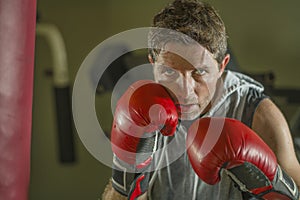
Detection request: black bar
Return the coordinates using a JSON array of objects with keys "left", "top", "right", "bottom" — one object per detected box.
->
[{"left": 54, "top": 86, "right": 76, "bottom": 163}]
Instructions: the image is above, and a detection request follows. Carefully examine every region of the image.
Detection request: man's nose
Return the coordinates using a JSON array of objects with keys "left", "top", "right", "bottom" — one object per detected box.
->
[{"left": 177, "top": 75, "right": 195, "bottom": 101}]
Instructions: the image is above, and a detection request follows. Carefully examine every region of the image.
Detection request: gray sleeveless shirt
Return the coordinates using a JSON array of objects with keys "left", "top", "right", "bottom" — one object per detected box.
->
[{"left": 147, "top": 70, "right": 267, "bottom": 200}]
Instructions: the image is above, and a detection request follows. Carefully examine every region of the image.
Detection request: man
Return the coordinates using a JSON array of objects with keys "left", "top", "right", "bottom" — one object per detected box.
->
[{"left": 102, "top": 0, "right": 300, "bottom": 199}]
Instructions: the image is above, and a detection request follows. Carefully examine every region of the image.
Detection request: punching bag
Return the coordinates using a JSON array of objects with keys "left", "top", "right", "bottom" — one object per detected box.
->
[{"left": 0, "top": 0, "right": 36, "bottom": 199}]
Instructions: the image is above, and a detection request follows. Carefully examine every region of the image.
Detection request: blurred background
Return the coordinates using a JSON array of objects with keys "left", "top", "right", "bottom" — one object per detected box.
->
[{"left": 32, "top": 0, "right": 300, "bottom": 199}]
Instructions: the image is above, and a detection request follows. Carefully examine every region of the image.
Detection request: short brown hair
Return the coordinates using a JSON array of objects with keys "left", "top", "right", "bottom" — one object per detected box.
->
[{"left": 149, "top": 0, "right": 228, "bottom": 63}]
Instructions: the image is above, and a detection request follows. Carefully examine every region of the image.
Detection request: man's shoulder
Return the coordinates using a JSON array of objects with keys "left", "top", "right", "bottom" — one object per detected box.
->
[{"left": 223, "top": 70, "right": 264, "bottom": 90}]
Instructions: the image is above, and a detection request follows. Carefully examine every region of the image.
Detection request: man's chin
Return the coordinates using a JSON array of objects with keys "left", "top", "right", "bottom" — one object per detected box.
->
[{"left": 178, "top": 111, "right": 201, "bottom": 121}]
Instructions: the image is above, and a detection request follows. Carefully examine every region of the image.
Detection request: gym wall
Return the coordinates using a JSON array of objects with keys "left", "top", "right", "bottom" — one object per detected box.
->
[{"left": 31, "top": 0, "right": 300, "bottom": 199}]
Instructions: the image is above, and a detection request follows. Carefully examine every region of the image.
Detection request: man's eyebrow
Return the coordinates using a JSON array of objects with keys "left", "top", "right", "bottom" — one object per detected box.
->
[{"left": 195, "top": 64, "right": 210, "bottom": 69}]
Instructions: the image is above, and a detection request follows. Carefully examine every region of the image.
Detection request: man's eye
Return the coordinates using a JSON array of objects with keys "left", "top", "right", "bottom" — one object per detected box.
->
[
  {"left": 165, "top": 68, "right": 175, "bottom": 75},
  {"left": 162, "top": 67, "right": 176, "bottom": 76},
  {"left": 194, "top": 68, "right": 207, "bottom": 76}
]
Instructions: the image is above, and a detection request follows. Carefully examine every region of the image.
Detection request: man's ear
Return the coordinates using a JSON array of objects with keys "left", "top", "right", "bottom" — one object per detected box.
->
[
  {"left": 219, "top": 54, "right": 230, "bottom": 74},
  {"left": 148, "top": 54, "right": 154, "bottom": 64}
]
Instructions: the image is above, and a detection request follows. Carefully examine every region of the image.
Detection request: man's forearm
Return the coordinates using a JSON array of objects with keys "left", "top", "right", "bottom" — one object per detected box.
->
[
  {"left": 102, "top": 179, "right": 127, "bottom": 200},
  {"left": 102, "top": 178, "right": 148, "bottom": 200}
]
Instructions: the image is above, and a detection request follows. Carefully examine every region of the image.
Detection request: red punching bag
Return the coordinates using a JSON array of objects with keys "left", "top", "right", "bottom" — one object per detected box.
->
[{"left": 0, "top": 0, "right": 36, "bottom": 199}]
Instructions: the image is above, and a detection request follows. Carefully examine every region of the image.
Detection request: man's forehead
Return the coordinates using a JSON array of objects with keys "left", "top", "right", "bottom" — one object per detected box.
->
[{"left": 158, "top": 42, "right": 217, "bottom": 66}]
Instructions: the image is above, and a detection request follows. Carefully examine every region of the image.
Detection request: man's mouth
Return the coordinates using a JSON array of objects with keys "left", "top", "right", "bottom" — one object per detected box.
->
[{"left": 176, "top": 104, "right": 198, "bottom": 113}]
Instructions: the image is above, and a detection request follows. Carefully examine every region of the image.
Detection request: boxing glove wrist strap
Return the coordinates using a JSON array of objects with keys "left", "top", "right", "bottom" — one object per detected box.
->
[
  {"left": 112, "top": 171, "right": 150, "bottom": 200},
  {"left": 112, "top": 158, "right": 150, "bottom": 200},
  {"left": 225, "top": 162, "right": 299, "bottom": 200},
  {"left": 127, "top": 173, "right": 150, "bottom": 200}
]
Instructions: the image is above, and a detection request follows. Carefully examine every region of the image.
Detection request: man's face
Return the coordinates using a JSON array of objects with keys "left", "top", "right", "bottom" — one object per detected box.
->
[{"left": 152, "top": 43, "right": 225, "bottom": 120}]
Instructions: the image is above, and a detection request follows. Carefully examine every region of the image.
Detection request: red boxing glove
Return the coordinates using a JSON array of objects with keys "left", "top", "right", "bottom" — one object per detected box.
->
[
  {"left": 187, "top": 117, "right": 299, "bottom": 200},
  {"left": 111, "top": 80, "right": 178, "bottom": 166},
  {"left": 111, "top": 80, "right": 178, "bottom": 199}
]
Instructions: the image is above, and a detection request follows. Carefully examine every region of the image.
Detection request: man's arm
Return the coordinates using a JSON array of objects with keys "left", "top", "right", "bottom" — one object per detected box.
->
[
  {"left": 102, "top": 179, "right": 127, "bottom": 200},
  {"left": 102, "top": 80, "right": 178, "bottom": 200},
  {"left": 102, "top": 179, "right": 147, "bottom": 200},
  {"left": 186, "top": 117, "right": 299, "bottom": 199},
  {"left": 252, "top": 98, "right": 300, "bottom": 191}
]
